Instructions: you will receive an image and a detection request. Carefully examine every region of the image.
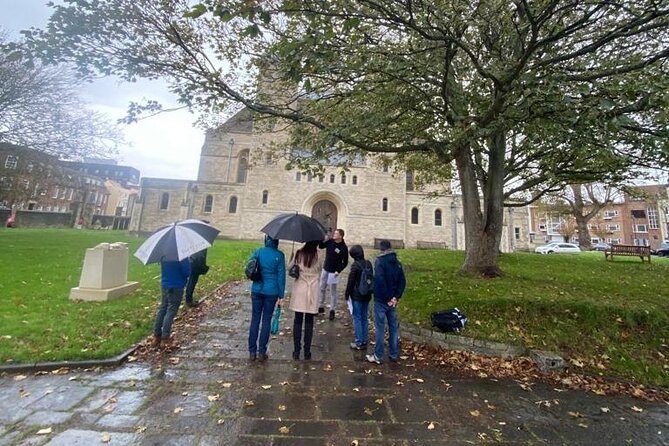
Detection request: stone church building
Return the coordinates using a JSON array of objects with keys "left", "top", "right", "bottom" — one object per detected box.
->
[{"left": 129, "top": 110, "right": 532, "bottom": 252}]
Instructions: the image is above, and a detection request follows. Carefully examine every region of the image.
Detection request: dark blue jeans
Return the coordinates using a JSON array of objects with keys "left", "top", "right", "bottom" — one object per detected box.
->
[
  {"left": 249, "top": 293, "right": 278, "bottom": 355},
  {"left": 351, "top": 299, "right": 369, "bottom": 346},
  {"left": 185, "top": 272, "right": 201, "bottom": 304},
  {"left": 373, "top": 301, "right": 399, "bottom": 360},
  {"left": 154, "top": 287, "right": 184, "bottom": 339}
]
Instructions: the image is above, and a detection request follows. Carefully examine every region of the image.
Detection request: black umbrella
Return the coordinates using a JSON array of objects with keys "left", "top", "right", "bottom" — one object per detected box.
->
[{"left": 260, "top": 212, "right": 327, "bottom": 243}]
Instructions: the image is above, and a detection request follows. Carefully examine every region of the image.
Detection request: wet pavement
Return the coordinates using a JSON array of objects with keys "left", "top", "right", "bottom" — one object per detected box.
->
[{"left": 1, "top": 281, "right": 667, "bottom": 445}]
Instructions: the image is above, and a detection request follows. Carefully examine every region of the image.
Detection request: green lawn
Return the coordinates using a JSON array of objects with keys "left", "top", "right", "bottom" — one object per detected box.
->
[
  {"left": 1, "top": 228, "right": 667, "bottom": 388},
  {"left": 398, "top": 249, "right": 669, "bottom": 387},
  {"left": 0, "top": 228, "right": 256, "bottom": 364}
]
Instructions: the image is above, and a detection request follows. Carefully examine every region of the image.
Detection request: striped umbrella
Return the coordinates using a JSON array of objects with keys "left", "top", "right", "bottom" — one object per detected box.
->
[{"left": 134, "top": 219, "right": 220, "bottom": 265}]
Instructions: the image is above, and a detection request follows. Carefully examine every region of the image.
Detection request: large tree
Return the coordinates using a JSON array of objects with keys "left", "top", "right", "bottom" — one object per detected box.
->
[
  {"left": 0, "top": 34, "right": 122, "bottom": 159},
  {"left": 27, "top": 0, "right": 669, "bottom": 275}
]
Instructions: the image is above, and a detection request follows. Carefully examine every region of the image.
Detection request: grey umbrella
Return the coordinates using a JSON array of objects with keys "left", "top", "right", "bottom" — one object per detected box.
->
[{"left": 260, "top": 212, "right": 327, "bottom": 243}]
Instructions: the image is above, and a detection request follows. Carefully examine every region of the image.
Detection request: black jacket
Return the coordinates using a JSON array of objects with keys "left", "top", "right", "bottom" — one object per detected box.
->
[
  {"left": 345, "top": 246, "right": 373, "bottom": 302},
  {"left": 190, "top": 249, "right": 209, "bottom": 275},
  {"left": 318, "top": 239, "right": 348, "bottom": 273}
]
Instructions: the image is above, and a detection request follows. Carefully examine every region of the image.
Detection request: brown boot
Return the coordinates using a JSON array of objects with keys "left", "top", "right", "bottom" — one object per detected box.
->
[
  {"left": 152, "top": 335, "right": 161, "bottom": 349},
  {"left": 160, "top": 337, "right": 174, "bottom": 351}
]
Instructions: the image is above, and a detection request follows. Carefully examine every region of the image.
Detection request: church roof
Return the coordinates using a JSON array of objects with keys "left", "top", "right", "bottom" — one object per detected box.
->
[{"left": 218, "top": 108, "right": 254, "bottom": 134}]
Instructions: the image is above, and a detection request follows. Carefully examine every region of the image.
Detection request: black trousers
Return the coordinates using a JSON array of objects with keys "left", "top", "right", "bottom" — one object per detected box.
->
[{"left": 293, "top": 312, "right": 314, "bottom": 354}]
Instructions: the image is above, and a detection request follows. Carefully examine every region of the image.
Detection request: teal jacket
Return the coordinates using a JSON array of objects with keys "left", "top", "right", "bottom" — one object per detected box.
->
[{"left": 249, "top": 237, "right": 286, "bottom": 298}]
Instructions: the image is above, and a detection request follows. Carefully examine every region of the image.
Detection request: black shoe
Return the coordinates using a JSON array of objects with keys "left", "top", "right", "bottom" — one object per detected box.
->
[
  {"left": 304, "top": 352, "right": 312, "bottom": 360},
  {"left": 292, "top": 351, "right": 300, "bottom": 360},
  {"left": 249, "top": 353, "right": 257, "bottom": 361},
  {"left": 318, "top": 307, "right": 325, "bottom": 314},
  {"left": 350, "top": 342, "right": 365, "bottom": 350},
  {"left": 329, "top": 310, "right": 335, "bottom": 320},
  {"left": 258, "top": 353, "right": 268, "bottom": 362}
]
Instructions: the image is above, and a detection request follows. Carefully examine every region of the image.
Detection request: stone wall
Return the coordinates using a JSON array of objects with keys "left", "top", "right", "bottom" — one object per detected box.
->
[
  {"left": 0, "top": 209, "right": 9, "bottom": 225},
  {"left": 15, "top": 210, "right": 73, "bottom": 228}
]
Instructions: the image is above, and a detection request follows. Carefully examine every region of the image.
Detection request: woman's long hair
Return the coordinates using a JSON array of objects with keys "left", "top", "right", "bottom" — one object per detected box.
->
[{"left": 295, "top": 240, "right": 319, "bottom": 268}]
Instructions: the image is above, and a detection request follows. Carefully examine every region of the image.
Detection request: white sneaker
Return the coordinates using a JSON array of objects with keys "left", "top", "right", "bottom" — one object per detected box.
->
[{"left": 366, "top": 354, "right": 382, "bottom": 364}]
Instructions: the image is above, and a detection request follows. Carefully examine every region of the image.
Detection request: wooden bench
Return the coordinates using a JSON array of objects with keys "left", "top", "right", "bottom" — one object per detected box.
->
[{"left": 604, "top": 244, "right": 651, "bottom": 263}]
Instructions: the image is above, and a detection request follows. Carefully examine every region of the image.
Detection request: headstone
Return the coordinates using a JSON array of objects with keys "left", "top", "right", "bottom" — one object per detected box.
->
[{"left": 69, "top": 242, "right": 139, "bottom": 301}]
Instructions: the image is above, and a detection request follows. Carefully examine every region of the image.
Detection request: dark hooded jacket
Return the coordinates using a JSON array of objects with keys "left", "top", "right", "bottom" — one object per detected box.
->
[
  {"left": 344, "top": 245, "right": 373, "bottom": 302},
  {"left": 373, "top": 250, "right": 406, "bottom": 303},
  {"left": 249, "top": 236, "right": 286, "bottom": 297}
]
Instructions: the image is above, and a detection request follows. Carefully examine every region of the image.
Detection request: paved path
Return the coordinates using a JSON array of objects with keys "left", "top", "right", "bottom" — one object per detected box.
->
[{"left": 1, "top": 282, "right": 667, "bottom": 445}]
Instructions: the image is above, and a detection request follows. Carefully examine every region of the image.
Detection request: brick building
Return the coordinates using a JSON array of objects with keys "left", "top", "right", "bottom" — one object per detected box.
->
[{"left": 530, "top": 184, "right": 669, "bottom": 250}]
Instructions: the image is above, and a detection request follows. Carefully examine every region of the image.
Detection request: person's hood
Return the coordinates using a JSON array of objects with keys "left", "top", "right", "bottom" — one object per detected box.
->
[
  {"left": 349, "top": 244, "right": 364, "bottom": 261},
  {"left": 264, "top": 235, "right": 279, "bottom": 248},
  {"left": 378, "top": 250, "right": 398, "bottom": 263}
]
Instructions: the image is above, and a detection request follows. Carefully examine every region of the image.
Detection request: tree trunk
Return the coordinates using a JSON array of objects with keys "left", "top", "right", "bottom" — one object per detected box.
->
[{"left": 455, "top": 133, "right": 506, "bottom": 277}]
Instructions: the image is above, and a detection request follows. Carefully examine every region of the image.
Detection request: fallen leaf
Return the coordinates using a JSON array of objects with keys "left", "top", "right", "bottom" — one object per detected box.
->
[
  {"left": 601, "top": 407, "right": 610, "bottom": 413},
  {"left": 135, "top": 426, "right": 147, "bottom": 433},
  {"left": 279, "top": 426, "right": 290, "bottom": 434},
  {"left": 217, "top": 419, "right": 225, "bottom": 425},
  {"left": 37, "top": 427, "right": 52, "bottom": 435},
  {"left": 222, "top": 383, "right": 232, "bottom": 388},
  {"left": 244, "top": 400, "right": 255, "bottom": 407},
  {"left": 375, "top": 399, "right": 383, "bottom": 405},
  {"left": 578, "top": 423, "right": 588, "bottom": 428},
  {"left": 278, "top": 405, "right": 286, "bottom": 411},
  {"left": 427, "top": 422, "right": 435, "bottom": 430},
  {"left": 415, "top": 378, "right": 425, "bottom": 383},
  {"left": 173, "top": 407, "right": 184, "bottom": 414},
  {"left": 568, "top": 411, "right": 582, "bottom": 418},
  {"left": 13, "top": 375, "right": 27, "bottom": 381},
  {"left": 261, "top": 385, "right": 272, "bottom": 390},
  {"left": 631, "top": 406, "right": 643, "bottom": 412},
  {"left": 208, "top": 394, "right": 220, "bottom": 402},
  {"left": 470, "top": 410, "right": 480, "bottom": 417},
  {"left": 351, "top": 441, "right": 359, "bottom": 446},
  {"left": 101, "top": 432, "right": 112, "bottom": 443}
]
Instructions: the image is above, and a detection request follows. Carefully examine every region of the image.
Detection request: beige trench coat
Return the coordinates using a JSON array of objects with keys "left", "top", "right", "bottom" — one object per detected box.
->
[{"left": 288, "top": 254, "right": 322, "bottom": 314}]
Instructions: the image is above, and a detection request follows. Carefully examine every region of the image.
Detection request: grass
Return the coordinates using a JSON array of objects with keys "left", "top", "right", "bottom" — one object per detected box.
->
[
  {"left": 0, "top": 228, "right": 257, "bottom": 364},
  {"left": 398, "top": 249, "right": 669, "bottom": 388},
  {"left": 1, "top": 228, "right": 667, "bottom": 388}
]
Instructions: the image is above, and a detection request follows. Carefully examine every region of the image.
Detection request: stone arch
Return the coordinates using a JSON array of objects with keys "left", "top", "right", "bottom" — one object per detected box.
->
[{"left": 303, "top": 191, "right": 348, "bottom": 235}]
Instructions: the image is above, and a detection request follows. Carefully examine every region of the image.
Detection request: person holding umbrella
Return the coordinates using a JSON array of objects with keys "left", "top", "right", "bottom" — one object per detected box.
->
[
  {"left": 134, "top": 219, "right": 220, "bottom": 350},
  {"left": 247, "top": 235, "right": 286, "bottom": 362},
  {"left": 153, "top": 257, "right": 191, "bottom": 349},
  {"left": 288, "top": 240, "right": 322, "bottom": 360}
]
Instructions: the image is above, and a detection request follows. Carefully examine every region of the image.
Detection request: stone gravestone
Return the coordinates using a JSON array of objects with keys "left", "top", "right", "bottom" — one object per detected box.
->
[{"left": 69, "top": 242, "right": 140, "bottom": 301}]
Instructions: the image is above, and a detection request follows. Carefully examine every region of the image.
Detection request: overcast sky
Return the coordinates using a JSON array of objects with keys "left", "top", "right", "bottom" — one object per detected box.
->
[{"left": 0, "top": 0, "right": 204, "bottom": 180}]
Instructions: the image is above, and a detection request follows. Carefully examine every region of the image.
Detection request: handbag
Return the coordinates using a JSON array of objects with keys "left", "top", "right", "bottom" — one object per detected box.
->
[
  {"left": 270, "top": 304, "right": 281, "bottom": 334},
  {"left": 244, "top": 254, "right": 262, "bottom": 282},
  {"left": 288, "top": 263, "right": 300, "bottom": 279}
]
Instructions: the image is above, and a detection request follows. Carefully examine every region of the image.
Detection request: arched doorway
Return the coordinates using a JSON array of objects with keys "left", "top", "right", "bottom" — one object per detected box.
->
[{"left": 311, "top": 200, "right": 337, "bottom": 235}]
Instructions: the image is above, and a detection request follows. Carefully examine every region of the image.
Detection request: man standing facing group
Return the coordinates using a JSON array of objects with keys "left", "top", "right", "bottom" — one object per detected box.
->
[{"left": 318, "top": 228, "right": 348, "bottom": 320}]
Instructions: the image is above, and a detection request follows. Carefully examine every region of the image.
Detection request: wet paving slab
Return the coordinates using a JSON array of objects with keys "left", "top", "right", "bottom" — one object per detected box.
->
[{"left": 0, "top": 281, "right": 667, "bottom": 445}]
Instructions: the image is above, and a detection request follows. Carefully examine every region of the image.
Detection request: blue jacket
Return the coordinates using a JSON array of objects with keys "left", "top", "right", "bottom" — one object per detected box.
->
[
  {"left": 373, "top": 250, "right": 406, "bottom": 303},
  {"left": 161, "top": 259, "right": 191, "bottom": 288},
  {"left": 249, "top": 237, "right": 286, "bottom": 298}
]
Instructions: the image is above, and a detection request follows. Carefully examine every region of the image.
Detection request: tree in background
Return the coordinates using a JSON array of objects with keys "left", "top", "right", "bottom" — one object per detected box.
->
[
  {"left": 26, "top": 0, "right": 669, "bottom": 275},
  {"left": 0, "top": 33, "right": 122, "bottom": 159}
]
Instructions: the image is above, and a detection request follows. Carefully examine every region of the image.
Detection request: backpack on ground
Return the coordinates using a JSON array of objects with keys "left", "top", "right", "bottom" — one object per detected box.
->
[
  {"left": 356, "top": 260, "right": 374, "bottom": 296},
  {"left": 431, "top": 308, "right": 467, "bottom": 333}
]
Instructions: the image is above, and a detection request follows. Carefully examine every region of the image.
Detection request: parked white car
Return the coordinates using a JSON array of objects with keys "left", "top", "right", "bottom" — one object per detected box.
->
[{"left": 534, "top": 243, "right": 581, "bottom": 254}]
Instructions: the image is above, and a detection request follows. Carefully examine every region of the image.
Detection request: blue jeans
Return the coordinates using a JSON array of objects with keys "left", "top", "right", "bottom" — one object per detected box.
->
[
  {"left": 373, "top": 301, "right": 398, "bottom": 360},
  {"left": 351, "top": 299, "right": 369, "bottom": 346},
  {"left": 249, "top": 293, "right": 278, "bottom": 355},
  {"left": 154, "top": 287, "right": 184, "bottom": 339}
]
